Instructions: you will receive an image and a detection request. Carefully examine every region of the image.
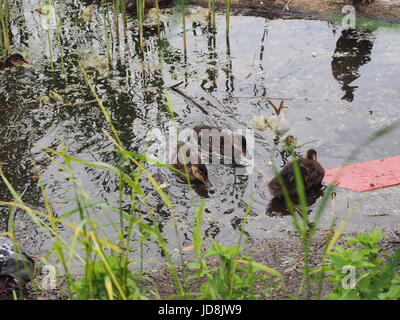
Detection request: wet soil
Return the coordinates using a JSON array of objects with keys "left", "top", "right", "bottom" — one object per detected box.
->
[
  {"left": 2, "top": 229, "right": 399, "bottom": 300},
  {"left": 141, "top": 230, "right": 400, "bottom": 299},
  {"left": 95, "top": 0, "right": 400, "bottom": 22},
  {"left": 182, "top": 0, "right": 400, "bottom": 23}
]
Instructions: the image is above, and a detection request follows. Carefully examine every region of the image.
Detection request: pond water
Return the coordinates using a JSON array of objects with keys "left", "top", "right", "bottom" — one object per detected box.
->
[{"left": 1, "top": 1, "right": 399, "bottom": 267}]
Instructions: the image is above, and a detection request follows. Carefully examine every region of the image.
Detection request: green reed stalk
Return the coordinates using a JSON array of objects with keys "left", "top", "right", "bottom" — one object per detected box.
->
[
  {"left": 47, "top": 30, "right": 54, "bottom": 71},
  {"left": 101, "top": 0, "right": 112, "bottom": 65},
  {"left": 112, "top": 0, "right": 120, "bottom": 39},
  {"left": 207, "top": 0, "right": 211, "bottom": 23},
  {"left": 121, "top": 0, "right": 127, "bottom": 38},
  {"left": 79, "top": 68, "right": 186, "bottom": 295},
  {"left": 180, "top": 0, "right": 187, "bottom": 56},
  {"left": 136, "top": 0, "right": 145, "bottom": 53},
  {"left": 155, "top": 0, "right": 160, "bottom": 38},
  {"left": 0, "top": 0, "right": 4, "bottom": 53},
  {"left": 0, "top": 0, "right": 10, "bottom": 55},
  {"left": 211, "top": 0, "right": 216, "bottom": 33},
  {"left": 55, "top": 5, "right": 65, "bottom": 72},
  {"left": 225, "top": 0, "right": 230, "bottom": 34}
]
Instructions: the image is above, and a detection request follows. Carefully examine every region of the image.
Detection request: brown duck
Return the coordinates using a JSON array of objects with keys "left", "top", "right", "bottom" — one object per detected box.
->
[
  {"left": 172, "top": 144, "right": 210, "bottom": 186},
  {"left": 0, "top": 54, "right": 29, "bottom": 70},
  {"left": 268, "top": 149, "right": 325, "bottom": 198},
  {"left": 192, "top": 125, "right": 247, "bottom": 166}
]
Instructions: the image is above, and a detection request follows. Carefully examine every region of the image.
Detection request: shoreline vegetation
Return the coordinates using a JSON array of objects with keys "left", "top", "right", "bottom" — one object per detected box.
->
[{"left": 0, "top": 0, "right": 399, "bottom": 300}]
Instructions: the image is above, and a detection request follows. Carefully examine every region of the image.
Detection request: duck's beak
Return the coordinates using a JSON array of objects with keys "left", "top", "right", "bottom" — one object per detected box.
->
[{"left": 13, "top": 58, "right": 29, "bottom": 66}]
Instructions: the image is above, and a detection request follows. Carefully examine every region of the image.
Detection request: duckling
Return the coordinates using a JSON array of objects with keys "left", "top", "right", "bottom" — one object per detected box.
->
[
  {"left": 192, "top": 125, "right": 248, "bottom": 166},
  {"left": 268, "top": 149, "right": 325, "bottom": 198},
  {"left": 0, "top": 235, "right": 35, "bottom": 282},
  {"left": 0, "top": 53, "right": 29, "bottom": 70},
  {"left": 172, "top": 144, "right": 210, "bottom": 186},
  {"left": 249, "top": 100, "right": 290, "bottom": 136}
]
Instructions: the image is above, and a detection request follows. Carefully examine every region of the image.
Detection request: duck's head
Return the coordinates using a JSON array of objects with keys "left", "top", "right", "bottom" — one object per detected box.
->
[
  {"left": 6, "top": 54, "right": 29, "bottom": 67},
  {"left": 306, "top": 149, "right": 318, "bottom": 161},
  {"left": 190, "top": 164, "right": 210, "bottom": 187}
]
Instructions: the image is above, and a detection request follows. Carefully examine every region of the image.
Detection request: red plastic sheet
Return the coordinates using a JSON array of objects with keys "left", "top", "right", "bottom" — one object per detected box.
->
[{"left": 323, "top": 156, "right": 400, "bottom": 192}]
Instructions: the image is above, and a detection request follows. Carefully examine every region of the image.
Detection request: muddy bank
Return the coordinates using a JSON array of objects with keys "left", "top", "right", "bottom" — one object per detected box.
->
[
  {"left": 90, "top": 0, "right": 400, "bottom": 22},
  {"left": 142, "top": 230, "right": 400, "bottom": 299},
  {"left": 1, "top": 230, "right": 399, "bottom": 300},
  {"left": 200, "top": 0, "right": 400, "bottom": 23}
]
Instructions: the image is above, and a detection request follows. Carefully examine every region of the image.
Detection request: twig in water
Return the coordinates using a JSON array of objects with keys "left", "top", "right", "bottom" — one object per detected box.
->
[
  {"left": 233, "top": 96, "right": 295, "bottom": 101},
  {"left": 168, "top": 81, "right": 184, "bottom": 90},
  {"left": 170, "top": 85, "right": 209, "bottom": 115}
]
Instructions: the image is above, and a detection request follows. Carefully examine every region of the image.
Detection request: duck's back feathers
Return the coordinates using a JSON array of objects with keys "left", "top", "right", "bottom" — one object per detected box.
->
[
  {"left": 268, "top": 150, "right": 325, "bottom": 198},
  {"left": 193, "top": 125, "right": 247, "bottom": 166}
]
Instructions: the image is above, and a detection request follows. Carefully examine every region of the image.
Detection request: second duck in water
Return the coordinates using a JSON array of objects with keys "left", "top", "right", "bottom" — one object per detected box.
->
[
  {"left": 172, "top": 144, "right": 210, "bottom": 186},
  {"left": 0, "top": 54, "right": 29, "bottom": 70},
  {"left": 192, "top": 125, "right": 248, "bottom": 166},
  {"left": 268, "top": 149, "right": 325, "bottom": 198}
]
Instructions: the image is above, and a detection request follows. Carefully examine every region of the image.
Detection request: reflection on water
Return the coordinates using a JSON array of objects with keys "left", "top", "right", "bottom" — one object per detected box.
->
[
  {"left": 331, "top": 28, "right": 375, "bottom": 102},
  {"left": 266, "top": 186, "right": 326, "bottom": 217},
  {"left": 1, "top": 2, "right": 400, "bottom": 263}
]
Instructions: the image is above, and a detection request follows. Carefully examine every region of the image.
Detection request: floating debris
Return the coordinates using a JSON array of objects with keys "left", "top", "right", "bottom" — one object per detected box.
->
[{"left": 324, "top": 156, "right": 400, "bottom": 192}]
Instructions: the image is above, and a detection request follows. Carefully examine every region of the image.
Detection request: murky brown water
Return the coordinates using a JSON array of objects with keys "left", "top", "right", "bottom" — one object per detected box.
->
[{"left": 1, "top": 1, "right": 399, "bottom": 266}]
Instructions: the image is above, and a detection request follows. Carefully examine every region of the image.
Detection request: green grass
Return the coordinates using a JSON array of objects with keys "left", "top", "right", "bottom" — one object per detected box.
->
[
  {"left": 0, "top": 0, "right": 10, "bottom": 55},
  {"left": 1, "top": 0, "right": 400, "bottom": 301},
  {"left": 1, "top": 62, "right": 399, "bottom": 298}
]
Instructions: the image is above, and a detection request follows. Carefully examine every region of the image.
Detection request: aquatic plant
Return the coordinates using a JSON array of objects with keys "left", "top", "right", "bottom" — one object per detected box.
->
[
  {"left": 136, "top": 0, "right": 145, "bottom": 53},
  {"left": 1, "top": 0, "right": 400, "bottom": 301},
  {"left": 0, "top": 0, "right": 10, "bottom": 55},
  {"left": 211, "top": 0, "right": 216, "bottom": 32},
  {"left": 155, "top": 0, "right": 160, "bottom": 38},
  {"left": 225, "top": 0, "right": 230, "bottom": 34}
]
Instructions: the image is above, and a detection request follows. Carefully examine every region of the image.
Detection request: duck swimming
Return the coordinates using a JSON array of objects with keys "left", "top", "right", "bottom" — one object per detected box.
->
[
  {"left": 192, "top": 125, "right": 248, "bottom": 166},
  {"left": 0, "top": 235, "right": 35, "bottom": 282},
  {"left": 0, "top": 53, "right": 29, "bottom": 70},
  {"left": 268, "top": 149, "right": 325, "bottom": 198},
  {"left": 172, "top": 144, "right": 210, "bottom": 186}
]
